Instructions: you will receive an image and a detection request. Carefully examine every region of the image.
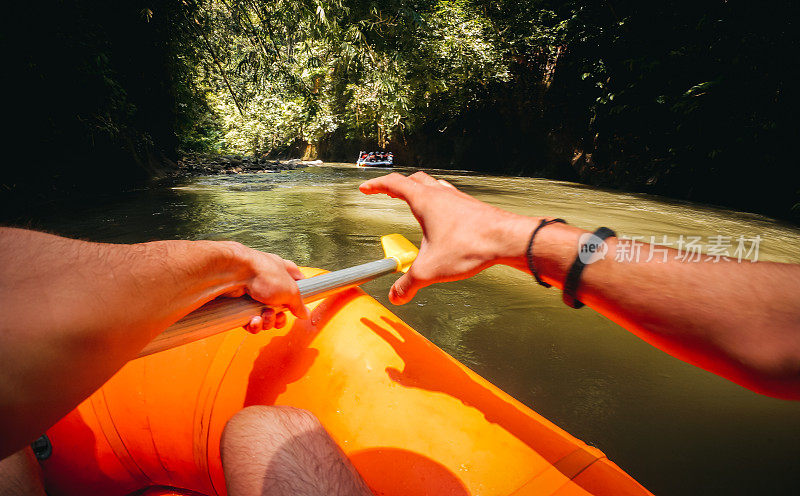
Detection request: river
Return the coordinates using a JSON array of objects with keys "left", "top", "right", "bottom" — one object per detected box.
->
[{"left": 18, "top": 164, "right": 800, "bottom": 495}]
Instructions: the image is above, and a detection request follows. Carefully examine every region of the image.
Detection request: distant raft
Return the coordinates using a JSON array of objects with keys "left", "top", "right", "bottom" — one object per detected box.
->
[
  {"left": 41, "top": 268, "right": 651, "bottom": 496},
  {"left": 357, "top": 150, "right": 394, "bottom": 167}
]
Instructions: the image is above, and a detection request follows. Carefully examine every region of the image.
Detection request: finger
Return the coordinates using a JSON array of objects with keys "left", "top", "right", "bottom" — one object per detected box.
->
[
  {"left": 389, "top": 272, "right": 421, "bottom": 305},
  {"left": 283, "top": 259, "right": 304, "bottom": 280},
  {"left": 275, "top": 311, "right": 287, "bottom": 329},
  {"left": 246, "top": 315, "right": 262, "bottom": 334},
  {"left": 261, "top": 307, "right": 276, "bottom": 330},
  {"left": 359, "top": 173, "right": 416, "bottom": 200}
]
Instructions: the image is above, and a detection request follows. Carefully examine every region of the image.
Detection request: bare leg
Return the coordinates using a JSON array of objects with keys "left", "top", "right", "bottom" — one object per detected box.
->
[
  {"left": 221, "top": 406, "right": 373, "bottom": 496},
  {"left": 0, "top": 447, "right": 46, "bottom": 496}
]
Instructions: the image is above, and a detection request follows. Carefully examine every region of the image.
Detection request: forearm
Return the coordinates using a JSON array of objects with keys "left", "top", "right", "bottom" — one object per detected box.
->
[
  {"left": 0, "top": 228, "right": 256, "bottom": 455},
  {"left": 360, "top": 172, "right": 800, "bottom": 399},
  {"left": 496, "top": 218, "right": 800, "bottom": 399}
]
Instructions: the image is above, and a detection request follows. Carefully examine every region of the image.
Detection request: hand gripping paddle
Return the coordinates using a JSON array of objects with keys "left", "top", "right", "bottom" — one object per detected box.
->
[{"left": 137, "top": 234, "right": 418, "bottom": 358}]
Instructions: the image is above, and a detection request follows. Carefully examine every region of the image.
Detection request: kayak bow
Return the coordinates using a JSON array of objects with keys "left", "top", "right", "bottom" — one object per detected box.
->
[{"left": 41, "top": 237, "right": 651, "bottom": 496}]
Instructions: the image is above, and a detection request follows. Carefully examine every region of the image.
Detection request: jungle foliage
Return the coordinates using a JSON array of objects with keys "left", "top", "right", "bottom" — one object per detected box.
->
[
  {"left": 3, "top": 0, "right": 799, "bottom": 220},
  {"left": 181, "top": 0, "right": 800, "bottom": 218}
]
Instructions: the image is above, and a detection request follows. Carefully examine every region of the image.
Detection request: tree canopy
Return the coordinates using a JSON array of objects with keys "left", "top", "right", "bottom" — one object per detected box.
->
[{"left": 3, "top": 0, "right": 799, "bottom": 221}]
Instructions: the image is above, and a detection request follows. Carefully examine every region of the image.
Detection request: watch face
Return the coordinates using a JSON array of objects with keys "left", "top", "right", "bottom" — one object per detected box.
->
[{"left": 32, "top": 434, "right": 52, "bottom": 460}]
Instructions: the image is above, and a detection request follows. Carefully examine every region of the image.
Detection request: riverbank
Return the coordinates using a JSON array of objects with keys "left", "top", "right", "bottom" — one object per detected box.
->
[
  {"left": 176, "top": 153, "right": 322, "bottom": 175},
  {"left": 0, "top": 154, "right": 325, "bottom": 226}
]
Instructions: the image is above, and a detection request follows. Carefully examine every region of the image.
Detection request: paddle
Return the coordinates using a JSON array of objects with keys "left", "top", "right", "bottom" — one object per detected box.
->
[{"left": 137, "top": 234, "right": 419, "bottom": 358}]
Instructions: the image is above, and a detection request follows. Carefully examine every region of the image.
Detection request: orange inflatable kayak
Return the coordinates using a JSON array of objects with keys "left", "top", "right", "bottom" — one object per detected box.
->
[{"left": 40, "top": 268, "right": 651, "bottom": 496}]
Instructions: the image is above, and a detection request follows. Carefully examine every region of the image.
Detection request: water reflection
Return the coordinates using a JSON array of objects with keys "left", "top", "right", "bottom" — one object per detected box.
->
[{"left": 16, "top": 164, "right": 800, "bottom": 496}]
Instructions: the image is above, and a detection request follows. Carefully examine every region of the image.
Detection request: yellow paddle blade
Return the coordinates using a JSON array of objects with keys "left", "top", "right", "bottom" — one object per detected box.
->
[{"left": 381, "top": 234, "right": 419, "bottom": 273}]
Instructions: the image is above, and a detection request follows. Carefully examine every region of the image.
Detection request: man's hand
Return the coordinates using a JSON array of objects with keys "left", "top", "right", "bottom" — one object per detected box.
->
[
  {"left": 220, "top": 244, "right": 310, "bottom": 333},
  {"left": 360, "top": 172, "right": 538, "bottom": 304}
]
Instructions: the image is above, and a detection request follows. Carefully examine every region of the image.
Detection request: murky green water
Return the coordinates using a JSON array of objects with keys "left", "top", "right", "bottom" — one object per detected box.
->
[{"left": 19, "top": 164, "right": 800, "bottom": 495}]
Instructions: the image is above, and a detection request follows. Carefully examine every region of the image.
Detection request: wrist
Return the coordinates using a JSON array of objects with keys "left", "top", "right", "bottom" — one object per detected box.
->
[
  {"left": 528, "top": 223, "right": 585, "bottom": 289},
  {"left": 490, "top": 214, "right": 586, "bottom": 288},
  {"left": 488, "top": 213, "right": 541, "bottom": 269}
]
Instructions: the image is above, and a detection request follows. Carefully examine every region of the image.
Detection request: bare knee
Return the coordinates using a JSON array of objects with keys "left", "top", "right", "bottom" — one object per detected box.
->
[
  {"left": 222, "top": 406, "right": 322, "bottom": 455},
  {"left": 221, "top": 406, "right": 372, "bottom": 496},
  {"left": 226, "top": 405, "right": 322, "bottom": 434}
]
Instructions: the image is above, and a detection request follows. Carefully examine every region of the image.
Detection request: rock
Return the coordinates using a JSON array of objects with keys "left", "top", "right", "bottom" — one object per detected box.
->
[{"left": 176, "top": 153, "right": 314, "bottom": 177}]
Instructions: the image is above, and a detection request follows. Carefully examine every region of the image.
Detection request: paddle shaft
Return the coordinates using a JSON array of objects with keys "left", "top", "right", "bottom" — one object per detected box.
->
[{"left": 137, "top": 257, "right": 399, "bottom": 358}]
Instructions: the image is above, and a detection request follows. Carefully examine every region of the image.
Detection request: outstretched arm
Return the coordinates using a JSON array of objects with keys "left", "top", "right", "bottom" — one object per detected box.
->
[
  {"left": 0, "top": 228, "right": 309, "bottom": 457},
  {"left": 360, "top": 172, "right": 800, "bottom": 400}
]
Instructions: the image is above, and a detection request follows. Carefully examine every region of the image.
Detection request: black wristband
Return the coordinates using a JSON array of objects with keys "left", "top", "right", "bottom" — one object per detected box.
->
[
  {"left": 562, "top": 227, "right": 616, "bottom": 309},
  {"left": 526, "top": 218, "right": 567, "bottom": 288}
]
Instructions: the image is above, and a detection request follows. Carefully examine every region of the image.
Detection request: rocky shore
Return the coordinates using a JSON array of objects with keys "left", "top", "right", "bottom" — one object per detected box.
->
[{"left": 177, "top": 153, "right": 323, "bottom": 175}]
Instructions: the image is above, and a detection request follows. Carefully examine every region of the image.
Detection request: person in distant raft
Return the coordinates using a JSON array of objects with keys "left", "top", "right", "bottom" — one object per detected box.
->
[
  {"left": 0, "top": 230, "right": 373, "bottom": 496},
  {"left": 359, "top": 172, "right": 800, "bottom": 400}
]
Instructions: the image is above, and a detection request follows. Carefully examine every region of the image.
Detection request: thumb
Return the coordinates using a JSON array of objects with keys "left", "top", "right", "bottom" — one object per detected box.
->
[
  {"left": 389, "top": 272, "right": 420, "bottom": 305},
  {"left": 285, "top": 283, "right": 311, "bottom": 320},
  {"left": 287, "top": 298, "right": 311, "bottom": 320}
]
